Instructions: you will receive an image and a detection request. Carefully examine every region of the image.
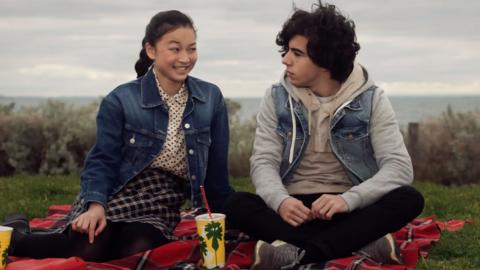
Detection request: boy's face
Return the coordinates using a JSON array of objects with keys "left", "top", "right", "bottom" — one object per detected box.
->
[{"left": 282, "top": 35, "right": 325, "bottom": 89}]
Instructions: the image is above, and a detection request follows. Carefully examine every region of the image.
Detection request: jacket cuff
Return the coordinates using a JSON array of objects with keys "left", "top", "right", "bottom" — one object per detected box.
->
[
  {"left": 83, "top": 192, "right": 108, "bottom": 210},
  {"left": 340, "top": 192, "right": 362, "bottom": 212}
]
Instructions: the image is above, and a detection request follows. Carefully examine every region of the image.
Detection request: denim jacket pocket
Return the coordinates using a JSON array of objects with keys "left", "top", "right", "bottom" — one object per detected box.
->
[
  {"left": 196, "top": 127, "right": 212, "bottom": 146},
  {"left": 123, "top": 124, "right": 155, "bottom": 165},
  {"left": 333, "top": 124, "right": 368, "bottom": 141}
]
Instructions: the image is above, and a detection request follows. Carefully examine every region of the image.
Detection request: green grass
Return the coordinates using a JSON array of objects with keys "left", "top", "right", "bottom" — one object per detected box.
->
[
  {"left": 414, "top": 182, "right": 479, "bottom": 270},
  {"left": 0, "top": 175, "right": 80, "bottom": 220},
  {"left": 0, "top": 176, "right": 478, "bottom": 269}
]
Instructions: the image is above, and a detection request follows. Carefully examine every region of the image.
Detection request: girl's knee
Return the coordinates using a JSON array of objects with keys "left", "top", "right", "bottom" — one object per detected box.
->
[{"left": 115, "top": 237, "right": 158, "bottom": 259}]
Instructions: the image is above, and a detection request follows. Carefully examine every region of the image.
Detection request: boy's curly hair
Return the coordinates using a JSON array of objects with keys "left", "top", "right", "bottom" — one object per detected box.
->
[{"left": 276, "top": 2, "right": 360, "bottom": 82}]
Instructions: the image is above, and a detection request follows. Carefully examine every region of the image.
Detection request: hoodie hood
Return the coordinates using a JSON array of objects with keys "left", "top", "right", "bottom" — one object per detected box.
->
[
  {"left": 279, "top": 62, "right": 374, "bottom": 152},
  {"left": 280, "top": 61, "right": 374, "bottom": 108}
]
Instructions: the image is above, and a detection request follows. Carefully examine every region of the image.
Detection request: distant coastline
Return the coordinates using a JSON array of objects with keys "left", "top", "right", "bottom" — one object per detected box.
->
[{"left": 2, "top": 95, "right": 480, "bottom": 126}]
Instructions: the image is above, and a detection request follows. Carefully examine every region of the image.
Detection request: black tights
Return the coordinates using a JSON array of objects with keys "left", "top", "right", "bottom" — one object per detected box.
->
[
  {"left": 225, "top": 186, "right": 424, "bottom": 263},
  {"left": 11, "top": 221, "right": 169, "bottom": 262}
]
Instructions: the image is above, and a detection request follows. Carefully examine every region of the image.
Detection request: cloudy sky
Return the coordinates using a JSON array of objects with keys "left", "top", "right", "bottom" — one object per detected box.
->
[{"left": 0, "top": 0, "right": 479, "bottom": 97}]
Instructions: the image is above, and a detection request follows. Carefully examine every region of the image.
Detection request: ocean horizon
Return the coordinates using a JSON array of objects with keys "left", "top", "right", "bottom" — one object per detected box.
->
[{"left": 1, "top": 95, "right": 480, "bottom": 127}]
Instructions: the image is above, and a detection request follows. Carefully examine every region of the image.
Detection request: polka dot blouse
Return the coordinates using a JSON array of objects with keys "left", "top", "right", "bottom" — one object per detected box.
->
[{"left": 150, "top": 69, "right": 188, "bottom": 179}]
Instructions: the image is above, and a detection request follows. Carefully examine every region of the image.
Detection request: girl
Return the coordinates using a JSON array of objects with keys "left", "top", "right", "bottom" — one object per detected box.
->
[{"left": 7, "top": 10, "right": 233, "bottom": 262}]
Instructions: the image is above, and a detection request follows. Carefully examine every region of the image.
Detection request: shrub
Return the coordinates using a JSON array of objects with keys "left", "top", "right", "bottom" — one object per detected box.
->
[
  {"left": 0, "top": 104, "right": 16, "bottom": 175},
  {"left": 3, "top": 99, "right": 479, "bottom": 186},
  {"left": 226, "top": 99, "right": 256, "bottom": 177},
  {"left": 38, "top": 100, "right": 98, "bottom": 174},
  {"left": 0, "top": 98, "right": 255, "bottom": 177},
  {"left": 2, "top": 107, "right": 46, "bottom": 174},
  {"left": 409, "top": 106, "right": 480, "bottom": 185},
  {"left": 0, "top": 100, "right": 98, "bottom": 176}
]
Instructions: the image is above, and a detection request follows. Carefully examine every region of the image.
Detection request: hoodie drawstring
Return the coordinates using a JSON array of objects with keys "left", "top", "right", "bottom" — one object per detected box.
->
[
  {"left": 288, "top": 94, "right": 296, "bottom": 164},
  {"left": 308, "top": 109, "right": 312, "bottom": 136}
]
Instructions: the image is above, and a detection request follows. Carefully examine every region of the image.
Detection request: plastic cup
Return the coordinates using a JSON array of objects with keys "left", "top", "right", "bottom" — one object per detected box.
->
[
  {"left": 195, "top": 213, "right": 226, "bottom": 269},
  {"left": 0, "top": 226, "right": 13, "bottom": 270}
]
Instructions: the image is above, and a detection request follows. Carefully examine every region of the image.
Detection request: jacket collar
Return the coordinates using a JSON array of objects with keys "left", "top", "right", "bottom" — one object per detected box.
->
[
  {"left": 140, "top": 67, "right": 206, "bottom": 108},
  {"left": 185, "top": 76, "right": 207, "bottom": 103}
]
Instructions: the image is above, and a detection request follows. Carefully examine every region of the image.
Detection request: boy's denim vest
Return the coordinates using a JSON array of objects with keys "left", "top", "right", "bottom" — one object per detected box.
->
[{"left": 272, "top": 84, "right": 379, "bottom": 185}]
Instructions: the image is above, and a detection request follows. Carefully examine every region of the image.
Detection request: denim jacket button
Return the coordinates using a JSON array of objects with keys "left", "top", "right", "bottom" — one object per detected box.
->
[
  {"left": 184, "top": 123, "right": 191, "bottom": 129},
  {"left": 129, "top": 137, "right": 135, "bottom": 144},
  {"left": 191, "top": 175, "right": 196, "bottom": 181},
  {"left": 188, "top": 149, "right": 194, "bottom": 155}
]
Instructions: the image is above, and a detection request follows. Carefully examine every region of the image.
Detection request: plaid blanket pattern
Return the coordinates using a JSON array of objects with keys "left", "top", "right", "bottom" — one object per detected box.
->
[{"left": 6, "top": 205, "right": 470, "bottom": 270}]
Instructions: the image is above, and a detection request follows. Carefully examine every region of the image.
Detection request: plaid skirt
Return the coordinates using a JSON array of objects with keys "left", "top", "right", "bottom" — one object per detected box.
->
[{"left": 64, "top": 168, "right": 188, "bottom": 240}]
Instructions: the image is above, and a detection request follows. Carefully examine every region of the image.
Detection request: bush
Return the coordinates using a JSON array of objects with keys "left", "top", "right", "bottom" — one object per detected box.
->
[
  {"left": 3, "top": 99, "right": 479, "bottom": 185},
  {"left": 0, "top": 98, "right": 256, "bottom": 177},
  {"left": 0, "top": 100, "right": 98, "bottom": 176},
  {"left": 39, "top": 100, "right": 98, "bottom": 174},
  {"left": 226, "top": 99, "right": 256, "bottom": 177},
  {"left": 409, "top": 106, "right": 480, "bottom": 185},
  {"left": 3, "top": 111, "right": 46, "bottom": 173},
  {"left": 0, "top": 103, "right": 16, "bottom": 175}
]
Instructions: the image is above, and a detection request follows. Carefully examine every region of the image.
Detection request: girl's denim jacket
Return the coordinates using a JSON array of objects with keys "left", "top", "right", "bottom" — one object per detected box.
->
[{"left": 79, "top": 68, "right": 233, "bottom": 212}]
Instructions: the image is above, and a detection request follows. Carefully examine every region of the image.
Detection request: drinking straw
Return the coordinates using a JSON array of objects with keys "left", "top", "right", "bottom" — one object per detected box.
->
[{"left": 200, "top": 185, "right": 213, "bottom": 219}]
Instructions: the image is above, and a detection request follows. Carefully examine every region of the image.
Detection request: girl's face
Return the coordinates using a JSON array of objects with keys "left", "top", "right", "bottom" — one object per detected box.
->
[{"left": 146, "top": 27, "right": 197, "bottom": 87}]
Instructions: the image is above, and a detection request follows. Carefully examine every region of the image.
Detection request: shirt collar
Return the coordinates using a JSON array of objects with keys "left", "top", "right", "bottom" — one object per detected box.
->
[{"left": 153, "top": 68, "right": 188, "bottom": 105}]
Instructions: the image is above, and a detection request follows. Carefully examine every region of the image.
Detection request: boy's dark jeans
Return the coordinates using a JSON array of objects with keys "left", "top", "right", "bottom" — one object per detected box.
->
[{"left": 224, "top": 186, "right": 424, "bottom": 263}]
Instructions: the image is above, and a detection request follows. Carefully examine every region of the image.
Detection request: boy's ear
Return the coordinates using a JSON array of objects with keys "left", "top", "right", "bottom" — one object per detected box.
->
[
  {"left": 145, "top": 42, "right": 156, "bottom": 60},
  {"left": 319, "top": 66, "right": 330, "bottom": 75},
  {"left": 319, "top": 67, "right": 336, "bottom": 81},
  {"left": 319, "top": 66, "right": 329, "bottom": 73}
]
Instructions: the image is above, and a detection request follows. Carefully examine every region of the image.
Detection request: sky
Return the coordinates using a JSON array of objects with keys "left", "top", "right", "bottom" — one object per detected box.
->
[{"left": 0, "top": 0, "right": 479, "bottom": 97}]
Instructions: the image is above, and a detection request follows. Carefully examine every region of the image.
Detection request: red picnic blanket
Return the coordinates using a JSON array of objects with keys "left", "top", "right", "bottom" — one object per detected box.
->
[{"left": 6, "top": 205, "right": 470, "bottom": 270}]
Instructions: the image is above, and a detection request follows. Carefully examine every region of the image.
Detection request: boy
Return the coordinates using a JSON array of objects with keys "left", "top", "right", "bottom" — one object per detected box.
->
[{"left": 225, "top": 2, "right": 424, "bottom": 269}]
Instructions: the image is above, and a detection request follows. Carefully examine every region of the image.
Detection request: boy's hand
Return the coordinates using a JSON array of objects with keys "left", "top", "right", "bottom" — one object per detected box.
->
[
  {"left": 311, "top": 194, "right": 349, "bottom": 220},
  {"left": 72, "top": 202, "right": 107, "bottom": 244},
  {"left": 278, "top": 197, "right": 312, "bottom": 227}
]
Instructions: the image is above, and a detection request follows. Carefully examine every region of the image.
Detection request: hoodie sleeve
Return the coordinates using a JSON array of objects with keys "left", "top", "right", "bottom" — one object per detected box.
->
[
  {"left": 250, "top": 87, "right": 291, "bottom": 212},
  {"left": 340, "top": 88, "right": 413, "bottom": 211}
]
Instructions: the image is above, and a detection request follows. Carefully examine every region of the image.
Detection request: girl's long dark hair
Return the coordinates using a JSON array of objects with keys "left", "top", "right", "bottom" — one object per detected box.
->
[{"left": 134, "top": 10, "right": 195, "bottom": 78}]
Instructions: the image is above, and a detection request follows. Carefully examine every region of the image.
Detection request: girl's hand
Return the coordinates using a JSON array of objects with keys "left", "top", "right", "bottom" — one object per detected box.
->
[{"left": 72, "top": 202, "right": 107, "bottom": 243}]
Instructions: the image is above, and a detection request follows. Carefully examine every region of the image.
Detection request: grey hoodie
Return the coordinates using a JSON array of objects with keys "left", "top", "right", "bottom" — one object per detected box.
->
[{"left": 250, "top": 64, "right": 413, "bottom": 212}]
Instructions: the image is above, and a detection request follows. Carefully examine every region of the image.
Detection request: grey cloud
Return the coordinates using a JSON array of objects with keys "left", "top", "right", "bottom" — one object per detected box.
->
[{"left": 0, "top": 0, "right": 479, "bottom": 96}]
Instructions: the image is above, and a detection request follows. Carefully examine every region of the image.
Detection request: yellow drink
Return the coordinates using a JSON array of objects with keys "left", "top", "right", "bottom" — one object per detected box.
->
[
  {"left": 195, "top": 213, "right": 226, "bottom": 269},
  {"left": 0, "top": 226, "right": 13, "bottom": 270}
]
